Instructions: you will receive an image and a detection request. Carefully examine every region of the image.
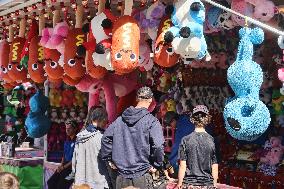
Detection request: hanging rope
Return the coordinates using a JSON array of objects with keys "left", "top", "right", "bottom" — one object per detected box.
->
[{"left": 202, "top": 0, "right": 284, "bottom": 36}]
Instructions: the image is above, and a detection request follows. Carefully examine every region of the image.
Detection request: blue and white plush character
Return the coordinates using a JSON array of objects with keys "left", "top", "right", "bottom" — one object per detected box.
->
[
  {"left": 278, "top": 35, "right": 284, "bottom": 49},
  {"left": 164, "top": 0, "right": 210, "bottom": 64},
  {"left": 223, "top": 27, "right": 271, "bottom": 141}
]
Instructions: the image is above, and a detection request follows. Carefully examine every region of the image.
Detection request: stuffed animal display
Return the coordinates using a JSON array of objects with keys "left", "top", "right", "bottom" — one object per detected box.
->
[
  {"left": 224, "top": 27, "right": 271, "bottom": 141},
  {"left": 25, "top": 90, "right": 51, "bottom": 138}
]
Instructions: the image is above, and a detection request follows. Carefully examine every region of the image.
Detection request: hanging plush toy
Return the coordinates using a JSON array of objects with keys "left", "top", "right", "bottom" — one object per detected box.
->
[
  {"left": 245, "top": 0, "right": 275, "bottom": 22},
  {"left": 231, "top": 0, "right": 254, "bottom": 26},
  {"left": 138, "top": 35, "right": 153, "bottom": 71},
  {"left": 91, "top": 8, "right": 117, "bottom": 71},
  {"left": 63, "top": 5, "right": 87, "bottom": 80},
  {"left": 7, "top": 19, "right": 29, "bottom": 84},
  {"left": 77, "top": 1, "right": 117, "bottom": 71},
  {"left": 223, "top": 27, "right": 271, "bottom": 141},
  {"left": 163, "top": 0, "right": 210, "bottom": 64},
  {"left": 111, "top": 0, "right": 140, "bottom": 75},
  {"left": 154, "top": 6, "right": 180, "bottom": 68},
  {"left": 0, "top": 40, "right": 15, "bottom": 89},
  {"left": 28, "top": 17, "right": 46, "bottom": 84},
  {"left": 25, "top": 90, "right": 51, "bottom": 138},
  {"left": 144, "top": 1, "right": 166, "bottom": 40}
]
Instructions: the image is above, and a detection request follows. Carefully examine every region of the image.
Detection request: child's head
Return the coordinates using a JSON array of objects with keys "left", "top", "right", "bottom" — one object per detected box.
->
[
  {"left": 190, "top": 105, "right": 211, "bottom": 127},
  {"left": 0, "top": 172, "right": 19, "bottom": 189},
  {"left": 85, "top": 106, "right": 108, "bottom": 129}
]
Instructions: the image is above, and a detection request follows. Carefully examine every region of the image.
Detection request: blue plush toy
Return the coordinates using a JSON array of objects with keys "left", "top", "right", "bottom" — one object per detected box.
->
[
  {"left": 25, "top": 90, "right": 51, "bottom": 138},
  {"left": 223, "top": 27, "right": 271, "bottom": 141},
  {"left": 163, "top": 0, "right": 210, "bottom": 64}
]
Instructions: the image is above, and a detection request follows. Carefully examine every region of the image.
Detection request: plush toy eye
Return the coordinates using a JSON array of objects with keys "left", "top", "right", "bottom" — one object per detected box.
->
[
  {"left": 8, "top": 64, "right": 12, "bottom": 71},
  {"left": 155, "top": 46, "right": 161, "bottom": 53},
  {"left": 130, "top": 54, "right": 136, "bottom": 61},
  {"left": 115, "top": 53, "right": 122, "bottom": 60},
  {"left": 166, "top": 47, "right": 174, "bottom": 55},
  {"left": 16, "top": 65, "right": 23, "bottom": 71},
  {"left": 32, "top": 63, "right": 38, "bottom": 70},
  {"left": 50, "top": 61, "right": 58, "bottom": 69},
  {"left": 68, "top": 59, "right": 76, "bottom": 67},
  {"left": 2, "top": 67, "right": 7, "bottom": 73},
  {"left": 82, "top": 61, "right": 86, "bottom": 67}
]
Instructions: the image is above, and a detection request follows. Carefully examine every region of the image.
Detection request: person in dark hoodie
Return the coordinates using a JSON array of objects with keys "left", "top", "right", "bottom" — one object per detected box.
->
[{"left": 101, "top": 86, "right": 165, "bottom": 189}]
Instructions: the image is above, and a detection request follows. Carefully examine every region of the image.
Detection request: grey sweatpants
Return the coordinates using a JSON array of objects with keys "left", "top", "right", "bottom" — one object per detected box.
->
[{"left": 116, "top": 173, "right": 154, "bottom": 189}]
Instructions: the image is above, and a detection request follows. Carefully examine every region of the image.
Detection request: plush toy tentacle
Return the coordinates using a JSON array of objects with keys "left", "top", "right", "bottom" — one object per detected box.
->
[
  {"left": 88, "top": 93, "right": 100, "bottom": 110},
  {"left": 102, "top": 81, "right": 117, "bottom": 123}
]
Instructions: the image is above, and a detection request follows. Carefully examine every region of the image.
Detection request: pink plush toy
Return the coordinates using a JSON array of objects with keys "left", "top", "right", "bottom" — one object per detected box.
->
[
  {"left": 260, "top": 146, "right": 284, "bottom": 166},
  {"left": 40, "top": 22, "right": 69, "bottom": 55},
  {"left": 75, "top": 72, "right": 137, "bottom": 123},
  {"left": 278, "top": 68, "right": 284, "bottom": 84},
  {"left": 245, "top": 0, "right": 275, "bottom": 22},
  {"left": 138, "top": 38, "right": 154, "bottom": 71},
  {"left": 231, "top": 0, "right": 254, "bottom": 26}
]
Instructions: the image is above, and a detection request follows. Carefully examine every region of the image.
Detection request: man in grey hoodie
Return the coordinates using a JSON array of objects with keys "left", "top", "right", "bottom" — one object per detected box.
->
[
  {"left": 71, "top": 106, "right": 111, "bottom": 189},
  {"left": 101, "top": 87, "right": 165, "bottom": 189}
]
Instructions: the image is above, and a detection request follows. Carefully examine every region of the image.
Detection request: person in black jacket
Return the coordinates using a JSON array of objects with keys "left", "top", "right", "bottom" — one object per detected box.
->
[{"left": 101, "top": 86, "right": 165, "bottom": 189}]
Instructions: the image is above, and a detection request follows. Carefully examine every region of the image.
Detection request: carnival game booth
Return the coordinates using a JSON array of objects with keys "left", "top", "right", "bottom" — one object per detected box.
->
[{"left": 0, "top": 0, "right": 283, "bottom": 189}]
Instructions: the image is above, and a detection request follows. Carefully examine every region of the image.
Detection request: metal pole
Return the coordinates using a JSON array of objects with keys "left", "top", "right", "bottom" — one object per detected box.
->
[{"left": 202, "top": 0, "right": 284, "bottom": 36}]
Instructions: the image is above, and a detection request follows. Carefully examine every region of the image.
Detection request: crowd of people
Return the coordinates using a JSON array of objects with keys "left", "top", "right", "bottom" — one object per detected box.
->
[{"left": 47, "top": 87, "right": 219, "bottom": 189}]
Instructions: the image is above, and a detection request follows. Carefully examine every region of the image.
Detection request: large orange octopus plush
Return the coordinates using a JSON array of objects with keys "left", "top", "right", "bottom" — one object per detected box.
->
[{"left": 111, "top": 0, "right": 140, "bottom": 75}]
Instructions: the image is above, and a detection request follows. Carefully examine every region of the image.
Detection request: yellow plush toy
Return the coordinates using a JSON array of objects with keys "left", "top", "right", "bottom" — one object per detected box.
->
[
  {"left": 74, "top": 90, "right": 87, "bottom": 107},
  {"left": 165, "top": 99, "right": 176, "bottom": 112},
  {"left": 49, "top": 88, "right": 62, "bottom": 108}
]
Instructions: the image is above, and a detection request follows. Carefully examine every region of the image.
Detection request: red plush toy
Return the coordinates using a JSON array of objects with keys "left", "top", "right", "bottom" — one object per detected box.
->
[
  {"left": 154, "top": 14, "right": 179, "bottom": 68},
  {"left": 111, "top": 0, "right": 140, "bottom": 75},
  {"left": 63, "top": 6, "right": 87, "bottom": 80},
  {"left": 0, "top": 40, "right": 16, "bottom": 89},
  {"left": 28, "top": 17, "right": 47, "bottom": 84},
  {"left": 28, "top": 36, "right": 46, "bottom": 83},
  {"left": 7, "top": 19, "right": 29, "bottom": 84}
]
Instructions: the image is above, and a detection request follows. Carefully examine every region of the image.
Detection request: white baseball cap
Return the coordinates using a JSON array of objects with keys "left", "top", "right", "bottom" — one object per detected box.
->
[{"left": 192, "top": 105, "right": 209, "bottom": 115}]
